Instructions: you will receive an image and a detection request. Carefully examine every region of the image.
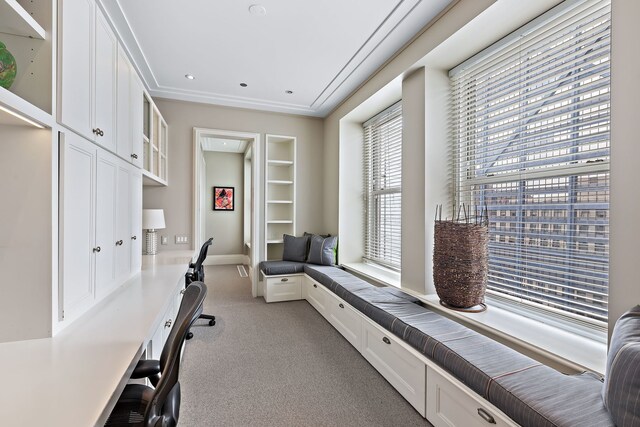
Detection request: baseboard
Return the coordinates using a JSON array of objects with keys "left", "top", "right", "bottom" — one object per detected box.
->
[{"left": 203, "top": 254, "right": 249, "bottom": 266}]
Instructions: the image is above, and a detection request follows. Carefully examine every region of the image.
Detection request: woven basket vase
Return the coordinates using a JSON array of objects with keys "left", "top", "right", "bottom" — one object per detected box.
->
[{"left": 433, "top": 221, "right": 488, "bottom": 309}]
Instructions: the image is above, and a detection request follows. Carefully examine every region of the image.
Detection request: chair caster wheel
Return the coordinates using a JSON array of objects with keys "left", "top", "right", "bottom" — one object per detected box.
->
[
  {"left": 186, "top": 332, "right": 194, "bottom": 340},
  {"left": 209, "top": 319, "right": 216, "bottom": 326}
]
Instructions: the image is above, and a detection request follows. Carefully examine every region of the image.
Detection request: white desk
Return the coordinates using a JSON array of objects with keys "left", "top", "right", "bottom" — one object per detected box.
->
[{"left": 0, "top": 250, "right": 196, "bottom": 427}]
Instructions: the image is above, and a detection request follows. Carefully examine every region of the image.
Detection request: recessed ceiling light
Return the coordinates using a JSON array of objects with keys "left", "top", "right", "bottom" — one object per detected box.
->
[
  {"left": 240, "top": 83, "right": 248, "bottom": 87},
  {"left": 185, "top": 74, "right": 195, "bottom": 80},
  {"left": 285, "top": 90, "right": 293, "bottom": 94},
  {"left": 248, "top": 4, "right": 266, "bottom": 16}
]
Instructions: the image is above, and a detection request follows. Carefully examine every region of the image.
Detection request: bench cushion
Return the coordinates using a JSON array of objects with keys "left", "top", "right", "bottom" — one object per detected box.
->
[{"left": 259, "top": 260, "right": 306, "bottom": 276}]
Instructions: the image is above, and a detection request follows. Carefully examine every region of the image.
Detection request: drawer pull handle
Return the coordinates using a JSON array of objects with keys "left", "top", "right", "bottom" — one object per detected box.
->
[
  {"left": 313, "top": 284, "right": 317, "bottom": 288},
  {"left": 382, "top": 337, "right": 391, "bottom": 345},
  {"left": 477, "top": 408, "right": 496, "bottom": 424},
  {"left": 339, "top": 303, "right": 344, "bottom": 309},
  {"left": 281, "top": 278, "right": 289, "bottom": 282},
  {"left": 131, "top": 153, "right": 138, "bottom": 159},
  {"left": 165, "top": 319, "right": 172, "bottom": 328}
]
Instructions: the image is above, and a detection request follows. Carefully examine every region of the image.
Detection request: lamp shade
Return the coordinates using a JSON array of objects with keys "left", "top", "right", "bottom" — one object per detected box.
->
[{"left": 142, "top": 209, "right": 166, "bottom": 230}]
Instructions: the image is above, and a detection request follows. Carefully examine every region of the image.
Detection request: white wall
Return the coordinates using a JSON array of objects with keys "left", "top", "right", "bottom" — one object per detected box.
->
[
  {"left": 204, "top": 151, "right": 244, "bottom": 255},
  {"left": 0, "top": 126, "right": 52, "bottom": 342},
  {"left": 609, "top": 0, "right": 640, "bottom": 335},
  {"left": 143, "top": 99, "right": 325, "bottom": 254}
]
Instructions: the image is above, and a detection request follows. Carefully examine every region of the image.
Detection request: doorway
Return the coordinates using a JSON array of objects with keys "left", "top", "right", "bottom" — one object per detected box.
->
[{"left": 193, "top": 128, "right": 261, "bottom": 296}]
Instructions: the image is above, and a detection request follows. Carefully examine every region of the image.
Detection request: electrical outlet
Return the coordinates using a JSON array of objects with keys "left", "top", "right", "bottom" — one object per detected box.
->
[{"left": 161, "top": 236, "right": 168, "bottom": 245}]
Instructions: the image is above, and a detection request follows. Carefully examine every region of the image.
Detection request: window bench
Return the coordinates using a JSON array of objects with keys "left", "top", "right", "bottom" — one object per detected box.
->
[{"left": 260, "top": 261, "right": 615, "bottom": 427}]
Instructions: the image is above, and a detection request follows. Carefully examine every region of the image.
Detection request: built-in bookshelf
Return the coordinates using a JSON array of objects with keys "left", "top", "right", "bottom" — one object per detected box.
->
[{"left": 265, "top": 134, "right": 296, "bottom": 260}]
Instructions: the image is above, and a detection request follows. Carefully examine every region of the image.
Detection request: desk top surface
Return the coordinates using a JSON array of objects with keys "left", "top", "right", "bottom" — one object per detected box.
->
[{"left": 0, "top": 250, "right": 196, "bottom": 427}]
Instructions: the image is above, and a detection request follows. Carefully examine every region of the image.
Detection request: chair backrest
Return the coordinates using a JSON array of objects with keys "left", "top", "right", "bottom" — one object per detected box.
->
[
  {"left": 144, "top": 282, "right": 207, "bottom": 427},
  {"left": 191, "top": 238, "right": 213, "bottom": 282}
]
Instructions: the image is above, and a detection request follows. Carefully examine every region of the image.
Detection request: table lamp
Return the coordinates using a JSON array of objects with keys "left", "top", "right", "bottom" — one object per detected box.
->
[{"left": 143, "top": 209, "right": 165, "bottom": 255}]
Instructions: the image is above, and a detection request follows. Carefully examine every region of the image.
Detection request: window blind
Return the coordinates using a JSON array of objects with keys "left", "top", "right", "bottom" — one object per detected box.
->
[
  {"left": 363, "top": 102, "right": 402, "bottom": 271},
  {"left": 450, "top": 0, "right": 610, "bottom": 325}
]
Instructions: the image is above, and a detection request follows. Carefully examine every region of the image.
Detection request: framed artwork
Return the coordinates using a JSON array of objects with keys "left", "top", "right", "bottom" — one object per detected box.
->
[{"left": 213, "top": 186, "right": 234, "bottom": 211}]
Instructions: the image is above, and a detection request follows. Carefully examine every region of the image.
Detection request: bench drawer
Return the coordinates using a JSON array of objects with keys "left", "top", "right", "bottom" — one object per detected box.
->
[
  {"left": 361, "top": 320, "right": 426, "bottom": 416},
  {"left": 426, "top": 366, "right": 517, "bottom": 427},
  {"left": 264, "top": 275, "right": 302, "bottom": 303},
  {"left": 326, "top": 294, "right": 362, "bottom": 351},
  {"left": 306, "top": 278, "right": 328, "bottom": 316}
]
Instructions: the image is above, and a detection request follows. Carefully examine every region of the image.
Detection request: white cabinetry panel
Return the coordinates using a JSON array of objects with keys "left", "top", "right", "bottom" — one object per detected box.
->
[
  {"left": 264, "top": 275, "right": 301, "bottom": 303},
  {"left": 130, "top": 169, "right": 142, "bottom": 271},
  {"left": 93, "top": 9, "right": 117, "bottom": 151},
  {"left": 426, "top": 366, "right": 517, "bottom": 427},
  {"left": 115, "top": 163, "right": 132, "bottom": 282},
  {"left": 361, "top": 320, "right": 426, "bottom": 416},
  {"left": 60, "top": 132, "right": 96, "bottom": 320},
  {"left": 95, "top": 150, "right": 117, "bottom": 297},
  {"left": 306, "top": 278, "right": 328, "bottom": 316},
  {"left": 58, "top": 0, "right": 94, "bottom": 139}
]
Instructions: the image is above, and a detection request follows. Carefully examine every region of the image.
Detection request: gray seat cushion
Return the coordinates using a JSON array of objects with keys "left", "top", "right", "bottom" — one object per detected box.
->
[
  {"left": 603, "top": 305, "right": 640, "bottom": 427},
  {"left": 259, "top": 260, "right": 306, "bottom": 276}
]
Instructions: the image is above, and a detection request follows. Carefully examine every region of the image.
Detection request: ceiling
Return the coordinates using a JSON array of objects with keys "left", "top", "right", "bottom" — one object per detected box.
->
[{"left": 99, "top": 0, "right": 453, "bottom": 117}]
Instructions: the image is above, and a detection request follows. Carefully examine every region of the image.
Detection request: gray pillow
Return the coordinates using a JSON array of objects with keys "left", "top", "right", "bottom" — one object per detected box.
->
[
  {"left": 602, "top": 305, "right": 640, "bottom": 427},
  {"left": 282, "top": 234, "right": 309, "bottom": 262},
  {"left": 307, "top": 235, "right": 338, "bottom": 266}
]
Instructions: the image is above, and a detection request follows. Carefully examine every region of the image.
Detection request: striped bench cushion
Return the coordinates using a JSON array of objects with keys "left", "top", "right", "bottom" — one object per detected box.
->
[
  {"left": 303, "top": 264, "right": 613, "bottom": 427},
  {"left": 259, "top": 260, "right": 306, "bottom": 276}
]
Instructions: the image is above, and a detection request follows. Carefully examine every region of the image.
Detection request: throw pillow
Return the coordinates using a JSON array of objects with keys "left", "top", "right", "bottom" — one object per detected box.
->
[
  {"left": 307, "top": 234, "right": 338, "bottom": 266},
  {"left": 602, "top": 305, "right": 640, "bottom": 427},
  {"left": 282, "top": 234, "right": 309, "bottom": 263},
  {"left": 303, "top": 232, "right": 330, "bottom": 258}
]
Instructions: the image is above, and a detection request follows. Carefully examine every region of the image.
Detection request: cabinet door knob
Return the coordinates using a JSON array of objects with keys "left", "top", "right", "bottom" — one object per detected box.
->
[
  {"left": 313, "top": 284, "right": 317, "bottom": 288},
  {"left": 93, "top": 246, "right": 101, "bottom": 253},
  {"left": 92, "top": 128, "right": 103, "bottom": 136},
  {"left": 115, "top": 240, "right": 123, "bottom": 246},
  {"left": 339, "top": 303, "right": 344, "bottom": 309},
  {"left": 131, "top": 235, "right": 137, "bottom": 240},
  {"left": 382, "top": 337, "right": 391, "bottom": 345},
  {"left": 131, "top": 153, "right": 138, "bottom": 159},
  {"left": 165, "top": 319, "right": 172, "bottom": 328}
]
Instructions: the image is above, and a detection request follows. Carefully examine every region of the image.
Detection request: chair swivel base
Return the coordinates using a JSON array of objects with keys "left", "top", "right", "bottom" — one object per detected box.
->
[{"left": 186, "top": 313, "right": 216, "bottom": 340}]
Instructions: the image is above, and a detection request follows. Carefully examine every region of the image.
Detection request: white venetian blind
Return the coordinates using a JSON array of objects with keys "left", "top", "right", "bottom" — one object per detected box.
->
[
  {"left": 363, "top": 102, "right": 402, "bottom": 271},
  {"left": 450, "top": 0, "right": 610, "bottom": 325}
]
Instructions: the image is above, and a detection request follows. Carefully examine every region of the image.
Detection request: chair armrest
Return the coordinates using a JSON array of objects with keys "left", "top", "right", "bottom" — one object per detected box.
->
[
  {"left": 131, "top": 359, "right": 161, "bottom": 385},
  {"left": 185, "top": 268, "right": 196, "bottom": 286}
]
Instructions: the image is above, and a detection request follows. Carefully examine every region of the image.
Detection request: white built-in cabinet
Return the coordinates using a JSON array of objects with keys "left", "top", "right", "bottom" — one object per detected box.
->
[
  {"left": 59, "top": 1, "right": 117, "bottom": 150},
  {"left": 265, "top": 135, "right": 296, "bottom": 260},
  {"left": 60, "top": 131, "right": 142, "bottom": 323}
]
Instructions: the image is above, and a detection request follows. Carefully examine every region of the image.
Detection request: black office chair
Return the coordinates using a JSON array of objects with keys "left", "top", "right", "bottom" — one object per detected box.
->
[
  {"left": 185, "top": 237, "right": 215, "bottom": 340},
  {"left": 105, "top": 282, "right": 207, "bottom": 427}
]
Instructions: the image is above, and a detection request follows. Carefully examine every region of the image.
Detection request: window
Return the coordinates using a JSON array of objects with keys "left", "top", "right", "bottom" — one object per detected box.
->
[
  {"left": 363, "top": 102, "right": 402, "bottom": 271},
  {"left": 451, "top": 0, "right": 610, "bottom": 326}
]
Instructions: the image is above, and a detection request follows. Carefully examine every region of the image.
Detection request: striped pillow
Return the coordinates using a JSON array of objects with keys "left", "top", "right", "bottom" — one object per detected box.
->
[
  {"left": 307, "top": 235, "right": 338, "bottom": 266},
  {"left": 603, "top": 305, "right": 640, "bottom": 427}
]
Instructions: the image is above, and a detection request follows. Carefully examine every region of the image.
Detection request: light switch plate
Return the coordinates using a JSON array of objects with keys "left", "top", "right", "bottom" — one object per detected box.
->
[
  {"left": 161, "top": 235, "right": 168, "bottom": 245},
  {"left": 175, "top": 235, "right": 189, "bottom": 244}
]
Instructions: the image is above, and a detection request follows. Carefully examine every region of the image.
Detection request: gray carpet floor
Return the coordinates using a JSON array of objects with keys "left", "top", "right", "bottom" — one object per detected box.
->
[{"left": 179, "top": 265, "right": 431, "bottom": 426}]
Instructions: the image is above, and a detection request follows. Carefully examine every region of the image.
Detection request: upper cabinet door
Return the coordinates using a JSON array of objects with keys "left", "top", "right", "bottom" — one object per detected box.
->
[
  {"left": 58, "top": 0, "right": 94, "bottom": 140},
  {"left": 116, "top": 45, "right": 132, "bottom": 161},
  {"left": 130, "top": 74, "right": 144, "bottom": 168},
  {"left": 94, "top": 9, "right": 117, "bottom": 152}
]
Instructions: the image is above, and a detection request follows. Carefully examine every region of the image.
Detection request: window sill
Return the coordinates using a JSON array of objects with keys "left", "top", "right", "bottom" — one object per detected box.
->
[
  {"left": 415, "top": 293, "right": 606, "bottom": 375},
  {"left": 342, "top": 262, "right": 400, "bottom": 288}
]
